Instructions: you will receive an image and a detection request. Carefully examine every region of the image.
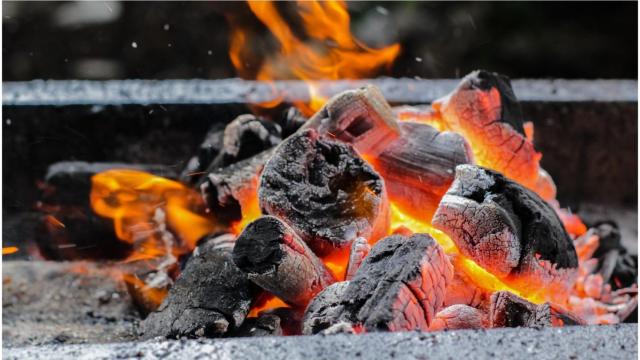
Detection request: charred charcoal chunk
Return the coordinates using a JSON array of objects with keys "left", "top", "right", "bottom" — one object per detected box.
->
[
  {"left": 179, "top": 128, "right": 224, "bottom": 185},
  {"left": 428, "top": 304, "right": 488, "bottom": 331},
  {"left": 346, "top": 237, "right": 371, "bottom": 281},
  {"left": 433, "top": 70, "right": 555, "bottom": 200},
  {"left": 489, "top": 291, "right": 551, "bottom": 328},
  {"left": 370, "top": 121, "right": 473, "bottom": 222},
  {"left": 140, "top": 234, "right": 258, "bottom": 339},
  {"left": 304, "top": 85, "right": 400, "bottom": 157},
  {"left": 277, "top": 107, "right": 308, "bottom": 138},
  {"left": 259, "top": 128, "right": 389, "bottom": 255},
  {"left": 302, "top": 281, "right": 350, "bottom": 335},
  {"left": 232, "top": 216, "right": 335, "bottom": 307},
  {"left": 432, "top": 165, "right": 578, "bottom": 302},
  {"left": 214, "top": 114, "right": 282, "bottom": 168},
  {"left": 183, "top": 115, "right": 281, "bottom": 186},
  {"left": 231, "top": 313, "right": 282, "bottom": 337},
  {"left": 303, "top": 234, "right": 453, "bottom": 333},
  {"left": 201, "top": 150, "right": 272, "bottom": 224}
]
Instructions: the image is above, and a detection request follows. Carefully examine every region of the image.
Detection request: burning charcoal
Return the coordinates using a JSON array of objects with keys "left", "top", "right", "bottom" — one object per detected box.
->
[
  {"left": 549, "top": 304, "right": 586, "bottom": 326},
  {"left": 36, "top": 161, "right": 177, "bottom": 260},
  {"left": 345, "top": 237, "right": 371, "bottom": 281},
  {"left": 302, "top": 281, "right": 350, "bottom": 335},
  {"left": 433, "top": 70, "right": 555, "bottom": 200},
  {"left": 369, "top": 121, "right": 473, "bottom": 222},
  {"left": 428, "top": 304, "right": 488, "bottom": 331},
  {"left": 42, "top": 161, "right": 178, "bottom": 206},
  {"left": 304, "top": 85, "right": 400, "bottom": 157},
  {"left": 201, "top": 150, "right": 272, "bottom": 224},
  {"left": 432, "top": 165, "right": 578, "bottom": 302},
  {"left": 259, "top": 128, "right": 389, "bottom": 255},
  {"left": 277, "top": 107, "right": 308, "bottom": 138},
  {"left": 179, "top": 128, "right": 224, "bottom": 185},
  {"left": 232, "top": 216, "right": 336, "bottom": 307},
  {"left": 489, "top": 291, "right": 551, "bottom": 328},
  {"left": 140, "top": 234, "right": 258, "bottom": 339},
  {"left": 443, "top": 256, "right": 491, "bottom": 308},
  {"left": 303, "top": 234, "right": 454, "bottom": 333},
  {"left": 213, "top": 114, "right": 282, "bottom": 169},
  {"left": 232, "top": 313, "right": 283, "bottom": 337}
]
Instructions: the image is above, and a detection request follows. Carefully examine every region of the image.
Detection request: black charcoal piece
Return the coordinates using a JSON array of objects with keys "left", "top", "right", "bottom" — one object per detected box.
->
[
  {"left": 140, "top": 234, "right": 258, "bottom": 339},
  {"left": 371, "top": 121, "right": 473, "bottom": 222},
  {"left": 303, "top": 85, "right": 400, "bottom": 157},
  {"left": 179, "top": 128, "right": 224, "bottom": 185},
  {"left": 432, "top": 165, "right": 578, "bottom": 301},
  {"left": 259, "top": 128, "right": 389, "bottom": 255},
  {"left": 232, "top": 216, "right": 335, "bottom": 307},
  {"left": 200, "top": 149, "right": 272, "bottom": 224},
  {"left": 303, "top": 234, "right": 453, "bottom": 333},
  {"left": 231, "top": 313, "right": 282, "bottom": 337},
  {"left": 489, "top": 291, "right": 551, "bottom": 328},
  {"left": 429, "top": 304, "right": 487, "bottom": 330}
]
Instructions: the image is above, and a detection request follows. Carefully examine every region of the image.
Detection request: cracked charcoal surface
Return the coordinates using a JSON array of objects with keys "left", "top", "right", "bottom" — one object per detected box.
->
[
  {"left": 259, "top": 128, "right": 388, "bottom": 255},
  {"left": 433, "top": 165, "right": 578, "bottom": 280},
  {"left": 232, "top": 216, "right": 335, "bottom": 307},
  {"left": 465, "top": 70, "right": 525, "bottom": 135},
  {"left": 139, "top": 234, "right": 257, "bottom": 339},
  {"left": 374, "top": 121, "right": 473, "bottom": 222},
  {"left": 489, "top": 291, "right": 551, "bottom": 328},
  {"left": 303, "top": 234, "right": 453, "bottom": 333}
]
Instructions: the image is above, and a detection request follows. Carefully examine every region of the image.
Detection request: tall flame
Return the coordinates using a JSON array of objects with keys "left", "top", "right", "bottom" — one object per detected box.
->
[{"left": 228, "top": 0, "right": 401, "bottom": 114}]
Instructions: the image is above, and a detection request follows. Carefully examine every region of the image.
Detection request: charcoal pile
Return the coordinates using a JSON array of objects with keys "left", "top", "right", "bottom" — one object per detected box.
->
[{"left": 18, "top": 71, "right": 637, "bottom": 343}]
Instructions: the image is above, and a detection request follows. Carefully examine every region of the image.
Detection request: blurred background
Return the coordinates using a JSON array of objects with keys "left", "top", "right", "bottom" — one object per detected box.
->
[{"left": 3, "top": 1, "right": 637, "bottom": 81}]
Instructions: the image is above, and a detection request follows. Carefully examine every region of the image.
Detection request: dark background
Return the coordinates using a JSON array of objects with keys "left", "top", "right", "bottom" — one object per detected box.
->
[{"left": 3, "top": 1, "right": 638, "bottom": 81}]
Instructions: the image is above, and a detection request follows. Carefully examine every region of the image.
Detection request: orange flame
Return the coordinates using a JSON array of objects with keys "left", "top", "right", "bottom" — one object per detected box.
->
[
  {"left": 91, "top": 169, "right": 220, "bottom": 257},
  {"left": 2, "top": 246, "right": 19, "bottom": 255},
  {"left": 228, "top": 0, "right": 401, "bottom": 114}
]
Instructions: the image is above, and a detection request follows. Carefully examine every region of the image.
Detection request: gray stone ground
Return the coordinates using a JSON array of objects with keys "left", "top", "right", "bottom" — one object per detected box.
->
[{"left": 3, "top": 324, "right": 637, "bottom": 360}]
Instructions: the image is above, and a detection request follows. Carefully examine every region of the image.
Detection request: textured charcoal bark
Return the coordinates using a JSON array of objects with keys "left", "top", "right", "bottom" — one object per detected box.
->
[
  {"left": 200, "top": 150, "right": 272, "bottom": 224},
  {"left": 346, "top": 237, "right": 371, "bottom": 281},
  {"left": 183, "top": 114, "right": 280, "bottom": 186},
  {"left": 259, "top": 128, "right": 389, "bottom": 255},
  {"left": 303, "top": 85, "right": 400, "bottom": 157},
  {"left": 231, "top": 313, "right": 282, "bottom": 338},
  {"left": 232, "top": 216, "right": 335, "bottom": 307},
  {"left": 433, "top": 70, "right": 556, "bottom": 200},
  {"left": 591, "top": 222, "right": 638, "bottom": 290},
  {"left": 489, "top": 291, "right": 551, "bottom": 328},
  {"left": 371, "top": 121, "right": 473, "bottom": 222},
  {"left": 432, "top": 165, "right": 578, "bottom": 302},
  {"left": 302, "top": 281, "right": 351, "bottom": 335},
  {"left": 180, "top": 128, "right": 224, "bottom": 185},
  {"left": 428, "top": 304, "right": 488, "bottom": 331},
  {"left": 303, "top": 234, "right": 453, "bottom": 333},
  {"left": 36, "top": 161, "right": 176, "bottom": 260},
  {"left": 140, "top": 234, "right": 257, "bottom": 339},
  {"left": 213, "top": 114, "right": 282, "bottom": 169}
]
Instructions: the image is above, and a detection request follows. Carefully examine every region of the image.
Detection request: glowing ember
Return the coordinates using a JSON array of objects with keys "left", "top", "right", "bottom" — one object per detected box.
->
[
  {"left": 228, "top": 0, "right": 401, "bottom": 114},
  {"left": 2, "top": 246, "right": 19, "bottom": 255}
]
